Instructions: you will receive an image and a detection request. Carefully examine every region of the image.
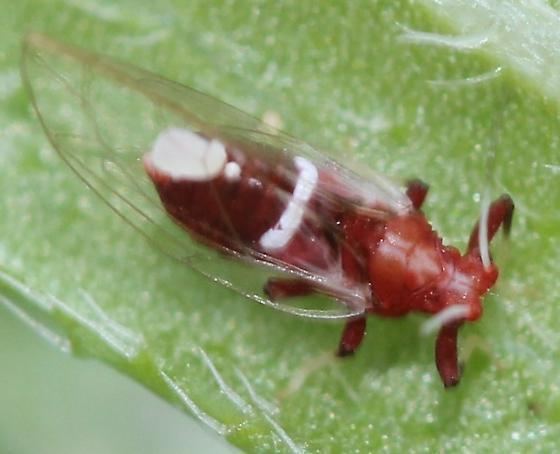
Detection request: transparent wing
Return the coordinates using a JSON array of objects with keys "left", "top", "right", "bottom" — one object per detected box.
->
[
  {"left": 21, "top": 33, "right": 377, "bottom": 319},
  {"left": 217, "top": 126, "right": 412, "bottom": 217}
]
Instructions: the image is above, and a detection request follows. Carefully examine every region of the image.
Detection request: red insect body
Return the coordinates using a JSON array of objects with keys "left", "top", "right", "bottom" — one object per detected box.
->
[
  {"left": 23, "top": 34, "right": 514, "bottom": 387},
  {"left": 144, "top": 143, "right": 336, "bottom": 271},
  {"left": 145, "top": 130, "right": 514, "bottom": 388}
]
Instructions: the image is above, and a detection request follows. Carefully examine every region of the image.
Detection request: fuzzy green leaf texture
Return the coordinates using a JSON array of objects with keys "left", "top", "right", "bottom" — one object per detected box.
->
[{"left": 2, "top": 0, "right": 560, "bottom": 452}]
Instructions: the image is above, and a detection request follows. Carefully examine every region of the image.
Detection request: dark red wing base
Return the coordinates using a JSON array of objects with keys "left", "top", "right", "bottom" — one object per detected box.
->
[{"left": 264, "top": 278, "right": 314, "bottom": 300}]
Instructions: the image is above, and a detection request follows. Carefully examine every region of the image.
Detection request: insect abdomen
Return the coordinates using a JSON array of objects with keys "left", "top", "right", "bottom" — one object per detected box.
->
[
  {"left": 143, "top": 129, "right": 296, "bottom": 250},
  {"left": 143, "top": 128, "right": 336, "bottom": 269}
]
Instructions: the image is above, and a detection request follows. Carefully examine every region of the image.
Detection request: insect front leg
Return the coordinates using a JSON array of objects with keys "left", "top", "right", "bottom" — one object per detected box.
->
[
  {"left": 467, "top": 194, "right": 514, "bottom": 252},
  {"left": 406, "top": 179, "right": 430, "bottom": 210},
  {"left": 337, "top": 317, "right": 367, "bottom": 357},
  {"left": 435, "top": 321, "right": 463, "bottom": 387},
  {"left": 263, "top": 278, "right": 315, "bottom": 300}
]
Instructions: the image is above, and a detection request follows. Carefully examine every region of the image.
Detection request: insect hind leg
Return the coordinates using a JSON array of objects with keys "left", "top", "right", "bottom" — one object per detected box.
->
[{"left": 265, "top": 277, "right": 368, "bottom": 357}]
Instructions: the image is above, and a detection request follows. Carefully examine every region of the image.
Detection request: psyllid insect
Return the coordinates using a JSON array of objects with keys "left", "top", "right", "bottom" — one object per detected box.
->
[{"left": 22, "top": 33, "right": 513, "bottom": 387}]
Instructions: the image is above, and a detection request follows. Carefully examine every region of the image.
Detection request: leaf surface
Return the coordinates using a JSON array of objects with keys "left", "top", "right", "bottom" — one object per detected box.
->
[{"left": 2, "top": 0, "right": 560, "bottom": 451}]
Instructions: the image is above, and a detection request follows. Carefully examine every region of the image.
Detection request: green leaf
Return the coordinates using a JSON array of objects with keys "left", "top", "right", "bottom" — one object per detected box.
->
[{"left": 2, "top": 0, "right": 560, "bottom": 451}]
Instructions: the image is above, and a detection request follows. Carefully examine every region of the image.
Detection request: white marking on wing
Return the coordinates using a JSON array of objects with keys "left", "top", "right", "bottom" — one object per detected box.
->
[
  {"left": 223, "top": 161, "right": 241, "bottom": 181},
  {"left": 146, "top": 128, "right": 226, "bottom": 181},
  {"left": 260, "top": 156, "right": 318, "bottom": 251}
]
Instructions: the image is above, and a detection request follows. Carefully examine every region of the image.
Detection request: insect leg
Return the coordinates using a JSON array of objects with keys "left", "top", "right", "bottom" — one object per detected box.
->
[
  {"left": 406, "top": 179, "right": 430, "bottom": 210},
  {"left": 467, "top": 194, "right": 514, "bottom": 252},
  {"left": 435, "top": 321, "right": 463, "bottom": 387},
  {"left": 263, "top": 278, "right": 315, "bottom": 300},
  {"left": 337, "top": 317, "right": 367, "bottom": 357}
]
